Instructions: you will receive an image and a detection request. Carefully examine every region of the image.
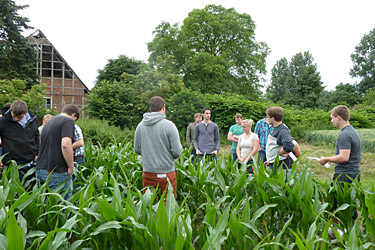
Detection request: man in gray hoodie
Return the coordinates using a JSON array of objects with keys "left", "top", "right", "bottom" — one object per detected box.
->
[{"left": 134, "top": 96, "right": 183, "bottom": 199}]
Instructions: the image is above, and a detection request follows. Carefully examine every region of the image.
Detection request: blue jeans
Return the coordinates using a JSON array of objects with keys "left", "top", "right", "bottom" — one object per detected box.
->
[
  {"left": 257, "top": 150, "right": 267, "bottom": 164},
  {"left": 231, "top": 148, "right": 238, "bottom": 163},
  {"left": 36, "top": 169, "right": 72, "bottom": 200}
]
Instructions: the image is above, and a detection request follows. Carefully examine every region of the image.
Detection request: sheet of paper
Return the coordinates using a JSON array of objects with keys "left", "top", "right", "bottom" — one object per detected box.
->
[
  {"left": 289, "top": 152, "right": 297, "bottom": 162},
  {"left": 307, "top": 156, "right": 330, "bottom": 168}
]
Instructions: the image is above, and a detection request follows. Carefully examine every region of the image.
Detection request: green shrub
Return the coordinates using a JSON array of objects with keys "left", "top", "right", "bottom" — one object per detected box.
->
[{"left": 76, "top": 118, "right": 133, "bottom": 146}]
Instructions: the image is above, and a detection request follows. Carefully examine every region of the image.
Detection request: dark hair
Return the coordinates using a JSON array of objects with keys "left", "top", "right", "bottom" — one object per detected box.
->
[
  {"left": 10, "top": 100, "right": 28, "bottom": 116},
  {"left": 266, "top": 107, "right": 283, "bottom": 122},
  {"left": 62, "top": 104, "right": 80, "bottom": 120},
  {"left": 202, "top": 107, "right": 211, "bottom": 114},
  {"left": 331, "top": 105, "right": 349, "bottom": 121},
  {"left": 150, "top": 96, "right": 165, "bottom": 112}
]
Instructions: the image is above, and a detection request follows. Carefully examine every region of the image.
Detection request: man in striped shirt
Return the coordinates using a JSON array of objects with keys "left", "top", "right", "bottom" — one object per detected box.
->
[{"left": 254, "top": 107, "right": 273, "bottom": 164}]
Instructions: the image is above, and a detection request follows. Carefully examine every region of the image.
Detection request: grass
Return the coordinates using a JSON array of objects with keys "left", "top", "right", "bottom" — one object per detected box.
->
[{"left": 218, "top": 141, "right": 375, "bottom": 189}]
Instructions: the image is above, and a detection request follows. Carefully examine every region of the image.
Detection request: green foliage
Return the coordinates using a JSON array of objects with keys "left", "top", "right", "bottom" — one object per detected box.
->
[
  {"left": 0, "top": 79, "right": 50, "bottom": 119},
  {"left": 0, "top": 0, "right": 39, "bottom": 86},
  {"left": 1, "top": 141, "right": 375, "bottom": 248},
  {"left": 95, "top": 54, "right": 145, "bottom": 86},
  {"left": 86, "top": 80, "right": 140, "bottom": 129},
  {"left": 268, "top": 51, "right": 324, "bottom": 109},
  {"left": 350, "top": 28, "right": 375, "bottom": 94},
  {"left": 167, "top": 89, "right": 208, "bottom": 131},
  {"left": 75, "top": 118, "right": 132, "bottom": 146},
  {"left": 148, "top": 4, "right": 270, "bottom": 98},
  {"left": 362, "top": 88, "right": 375, "bottom": 106},
  {"left": 132, "top": 61, "right": 185, "bottom": 114}
]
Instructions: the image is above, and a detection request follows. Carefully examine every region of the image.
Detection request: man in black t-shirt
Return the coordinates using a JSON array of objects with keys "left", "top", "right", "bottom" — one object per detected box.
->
[{"left": 36, "top": 104, "right": 79, "bottom": 200}]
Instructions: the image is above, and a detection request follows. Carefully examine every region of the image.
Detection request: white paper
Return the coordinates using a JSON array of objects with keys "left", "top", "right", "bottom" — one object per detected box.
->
[
  {"left": 289, "top": 152, "right": 297, "bottom": 162},
  {"left": 307, "top": 157, "right": 330, "bottom": 168}
]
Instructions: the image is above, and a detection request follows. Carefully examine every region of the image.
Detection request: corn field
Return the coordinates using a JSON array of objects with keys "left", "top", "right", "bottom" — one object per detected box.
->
[
  {"left": 304, "top": 128, "right": 375, "bottom": 153},
  {"left": 1, "top": 141, "right": 375, "bottom": 249}
]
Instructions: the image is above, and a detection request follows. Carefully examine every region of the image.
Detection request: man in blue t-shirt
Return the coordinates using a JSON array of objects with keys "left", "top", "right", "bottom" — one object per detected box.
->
[
  {"left": 227, "top": 113, "right": 243, "bottom": 164},
  {"left": 254, "top": 107, "right": 273, "bottom": 164}
]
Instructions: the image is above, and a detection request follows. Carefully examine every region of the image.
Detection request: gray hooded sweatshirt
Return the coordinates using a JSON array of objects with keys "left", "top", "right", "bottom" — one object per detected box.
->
[{"left": 134, "top": 112, "right": 183, "bottom": 173}]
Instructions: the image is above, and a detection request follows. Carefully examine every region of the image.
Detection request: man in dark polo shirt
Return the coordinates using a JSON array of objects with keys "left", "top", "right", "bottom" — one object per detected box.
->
[{"left": 36, "top": 104, "right": 79, "bottom": 200}]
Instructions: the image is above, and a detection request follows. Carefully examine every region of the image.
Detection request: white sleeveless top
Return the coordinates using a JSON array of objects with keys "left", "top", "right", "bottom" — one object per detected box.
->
[{"left": 239, "top": 133, "right": 259, "bottom": 159}]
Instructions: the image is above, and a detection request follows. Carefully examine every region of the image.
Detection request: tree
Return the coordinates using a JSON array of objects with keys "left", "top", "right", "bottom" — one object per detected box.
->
[
  {"left": 86, "top": 80, "right": 139, "bottom": 129},
  {"left": 267, "top": 51, "right": 324, "bottom": 109},
  {"left": 330, "top": 83, "right": 361, "bottom": 107},
  {"left": 267, "top": 58, "right": 289, "bottom": 103},
  {"left": 95, "top": 54, "right": 145, "bottom": 86},
  {"left": 147, "top": 5, "right": 270, "bottom": 98},
  {"left": 0, "top": 0, "right": 39, "bottom": 86},
  {"left": 0, "top": 79, "right": 50, "bottom": 119},
  {"left": 350, "top": 28, "right": 375, "bottom": 94}
]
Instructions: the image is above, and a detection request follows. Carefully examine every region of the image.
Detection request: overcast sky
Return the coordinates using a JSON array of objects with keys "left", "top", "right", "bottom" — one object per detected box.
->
[{"left": 16, "top": 0, "right": 375, "bottom": 91}]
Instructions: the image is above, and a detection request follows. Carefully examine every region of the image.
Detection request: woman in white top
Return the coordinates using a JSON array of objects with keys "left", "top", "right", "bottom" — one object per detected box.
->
[{"left": 236, "top": 119, "right": 260, "bottom": 173}]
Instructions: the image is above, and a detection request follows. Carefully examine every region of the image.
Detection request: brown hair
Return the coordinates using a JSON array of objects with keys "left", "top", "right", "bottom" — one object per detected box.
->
[
  {"left": 234, "top": 113, "right": 243, "bottom": 119},
  {"left": 62, "top": 104, "right": 80, "bottom": 120},
  {"left": 331, "top": 105, "right": 350, "bottom": 121},
  {"left": 10, "top": 100, "right": 28, "bottom": 116},
  {"left": 267, "top": 107, "right": 283, "bottom": 122},
  {"left": 150, "top": 96, "right": 165, "bottom": 112},
  {"left": 194, "top": 113, "right": 202, "bottom": 118}
]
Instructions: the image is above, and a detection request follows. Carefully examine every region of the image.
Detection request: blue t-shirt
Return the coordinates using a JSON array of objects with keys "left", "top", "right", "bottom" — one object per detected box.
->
[{"left": 229, "top": 124, "right": 243, "bottom": 149}]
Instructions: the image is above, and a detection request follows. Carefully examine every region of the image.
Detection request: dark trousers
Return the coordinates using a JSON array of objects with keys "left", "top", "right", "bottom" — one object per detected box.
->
[
  {"left": 257, "top": 150, "right": 267, "bottom": 164},
  {"left": 197, "top": 154, "right": 217, "bottom": 163},
  {"left": 238, "top": 159, "right": 254, "bottom": 173},
  {"left": 332, "top": 172, "right": 360, "bottom": 221}
]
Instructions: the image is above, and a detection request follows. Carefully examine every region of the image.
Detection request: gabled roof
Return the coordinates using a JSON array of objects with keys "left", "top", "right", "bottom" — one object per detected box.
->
[{"left": 27, "top": 29, "right": 90, "bottom": 92}]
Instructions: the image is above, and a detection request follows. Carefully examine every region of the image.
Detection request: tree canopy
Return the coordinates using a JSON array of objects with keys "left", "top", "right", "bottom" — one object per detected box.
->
[
  {"left": 350, "top": 28, "right": 375, "bottom": 94},
  {"left": 267, "top": 51, "right": 324, "bottom": 109},
  {"left": 0, "top": 0, "right": 39, "bottom": 86},
  {"left": 95, "top": 55, "right": 145, "bottom": 86},
  {"left": 147, "top": 5, "right": 270, "bottom": 99}
]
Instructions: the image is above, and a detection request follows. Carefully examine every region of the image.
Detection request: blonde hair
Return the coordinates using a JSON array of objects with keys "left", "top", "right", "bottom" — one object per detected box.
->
[
  {"left": 242, "top": 119, "right": 254, "bottom": 128},
  {"left": 194, "top": 113, "right": 202, "bottom": 118}
]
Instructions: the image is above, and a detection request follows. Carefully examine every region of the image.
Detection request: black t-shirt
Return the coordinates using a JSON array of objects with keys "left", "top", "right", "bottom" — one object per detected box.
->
[{"left": 36, "top": 115, "right": 74, "bottom": 172}]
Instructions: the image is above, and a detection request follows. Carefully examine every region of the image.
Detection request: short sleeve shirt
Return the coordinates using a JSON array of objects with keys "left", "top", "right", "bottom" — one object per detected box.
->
[
  {"left": 335, "top": 125, "right": 361, "bottom": 175},
  {"left": 36, "top": 115, "right": 75, "bottom": 172},
  {"left": 229, "top": 124, "right": 243, "bottom": 149}
]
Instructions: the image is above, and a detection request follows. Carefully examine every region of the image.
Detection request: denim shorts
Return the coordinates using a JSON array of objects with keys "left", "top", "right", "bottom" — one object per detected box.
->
[{"left": 36, "top": 169, "right": 72, "bottom": 200}]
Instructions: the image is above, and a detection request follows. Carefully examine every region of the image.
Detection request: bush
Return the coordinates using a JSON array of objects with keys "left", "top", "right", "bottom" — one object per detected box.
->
[{"left": 76, "top": 118, "right": 133, "bottom": 146}]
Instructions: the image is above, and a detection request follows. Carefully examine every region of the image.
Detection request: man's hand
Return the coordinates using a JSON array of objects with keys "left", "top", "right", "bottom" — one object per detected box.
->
[
  {"left": 212, "top": 150, "right": 218, "bottom": 155},
  {"left": 264, "top": 161, "right": 270, "bottom": 166},
  {"left": 196, "top": 149, "right": 201, "bottom": 155},
  {"left": 0, "top": 161, "right": 3, "bottom": 169},
  {"left": 318, "top": 157, "right": 330, "bottom": 165},
  {"left": 68, "top": 167, "right": 74, "bottom": 176}
]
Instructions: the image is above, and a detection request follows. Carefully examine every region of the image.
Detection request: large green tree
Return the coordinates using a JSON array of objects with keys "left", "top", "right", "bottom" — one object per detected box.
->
[
  {"left": 95, "top": 54, "right": 145, "bottom": 86},
  {"left": 267, "top": 51, "right": 324, "bottom": 109},
  {"left": 0, "top": 0, "right": 38, "bottom": 86},
  {"left": 350, "top": 28, "right": 375, "bottom": 94},
  {"left": 147, "top": 5, "right": 270, "bottom": 98}
]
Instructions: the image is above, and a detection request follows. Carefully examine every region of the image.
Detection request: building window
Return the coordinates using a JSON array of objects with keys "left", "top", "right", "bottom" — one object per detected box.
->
[{"left": 45, "top": 97, "right": 52, "bottom": 109}]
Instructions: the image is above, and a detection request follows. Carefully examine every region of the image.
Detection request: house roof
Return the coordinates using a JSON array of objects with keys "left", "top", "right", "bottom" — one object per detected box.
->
[{"left": 27, "top": 29, "right": 90, "bottom": 93}]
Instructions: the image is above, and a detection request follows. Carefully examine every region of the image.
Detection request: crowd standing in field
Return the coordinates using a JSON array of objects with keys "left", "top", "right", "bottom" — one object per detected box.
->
[{"left": 0, "top": 97, "right": 363, "bottom": 244}]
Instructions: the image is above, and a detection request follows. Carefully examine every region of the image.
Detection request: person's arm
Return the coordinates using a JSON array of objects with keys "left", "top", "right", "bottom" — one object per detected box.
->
[
  {"left": 254, "top": 121, "right": 260, "bottom": 135},
  {"left": 186, "top": 124, "right": 192, "bottom": 147},
  {"left": 72, "top": 138, "right": 84, "bottom": 150},
  {"left": 213, "top": 125, "right": 220, "bottom": 155},
  {"left": 236, "top": 137, "right": 242, "bottom": 163},
  {"left": 61, "top": 137, "right": 74, "bottom": 176},
  {"left": 170, "top": 124, "right": 183, "bottom": 158},
  {"left": 194, "top": 125, "right": 201, "bottom": 154},
  {"left": 134, "top": 126, "right": 141, "bottom": 154},
  {"left": 293, "top": 142, "right": 301, "bottom": 158},
  {"left": 227, "top": 126, "right": 238, "bottom": 142},
  {"left": 318, "top": 149, "right": 350, "bottom": 165},
  {"left": 278, "top": 129, "right": 294, "bottom": 156}
]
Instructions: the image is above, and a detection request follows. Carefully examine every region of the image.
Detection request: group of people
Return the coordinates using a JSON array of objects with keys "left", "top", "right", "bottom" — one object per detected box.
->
[
  {"left": 0, "top": 100, "right": 85, "bottom": 199},
  {"left": 134, "top": 97, "right": 360, "bottom": 240}
]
